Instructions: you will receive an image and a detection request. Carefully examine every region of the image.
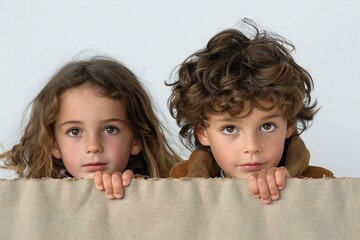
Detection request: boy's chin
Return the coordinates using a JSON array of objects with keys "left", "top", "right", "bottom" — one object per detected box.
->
[{"left": 224, "top": 171, "right": 251, "bottom": 179}]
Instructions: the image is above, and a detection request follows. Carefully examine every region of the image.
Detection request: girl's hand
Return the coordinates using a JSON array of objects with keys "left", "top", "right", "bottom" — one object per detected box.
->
[
  {"left": 247, "top": 166, "right": 289, "bottom": 204},
  {"left": 93, "top": 170, "right": 134, "bottom": 199}
]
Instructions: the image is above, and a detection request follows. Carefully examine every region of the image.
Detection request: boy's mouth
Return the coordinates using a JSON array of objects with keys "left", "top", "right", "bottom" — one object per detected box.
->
[{"left": 240, "top": 162, "right": 263, "bottom": 171}]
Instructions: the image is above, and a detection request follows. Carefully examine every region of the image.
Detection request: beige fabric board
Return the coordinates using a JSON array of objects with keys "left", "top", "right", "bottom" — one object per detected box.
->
[{"left": 0, "top": 178, "right": 359, "bottom": 239}]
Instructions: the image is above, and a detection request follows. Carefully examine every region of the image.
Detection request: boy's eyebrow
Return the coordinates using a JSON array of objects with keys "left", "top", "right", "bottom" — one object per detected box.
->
[
  {"left": 215, "top": 113, "right": 283, "bottom": 123},
  {"left": 215, "top": 117, "right": 238, "bottom": 123},
  {"left": 260, "top": 114, "right": 283, "bottom": 121}
]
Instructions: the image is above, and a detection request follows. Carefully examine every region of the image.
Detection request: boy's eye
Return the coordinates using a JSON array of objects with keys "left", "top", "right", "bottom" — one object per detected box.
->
[
  {"left": 104, "top": 126, "right": 119, "bottom": 134},
  {"left": 260, "top": 123, "right": 276, "bottom": 132},
  {"left": 67, "top": 128, "right": 81, "bottom": 137},
  {"left": 221, "top": 126, "right": 238, "bottom": 135}
]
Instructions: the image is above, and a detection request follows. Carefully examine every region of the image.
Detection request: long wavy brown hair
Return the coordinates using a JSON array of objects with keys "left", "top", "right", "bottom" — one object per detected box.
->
[
  {"left": 167, "top": 19, "right": 318, "bottom": 152},
  {"left": 2, "top": 57, "right": 180, "bottom": 178}
]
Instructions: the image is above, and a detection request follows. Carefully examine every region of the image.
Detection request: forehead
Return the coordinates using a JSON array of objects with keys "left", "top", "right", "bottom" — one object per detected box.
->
[
  {"left": 207, "top": 99, "right": 282, "bottom": 118},
  {"left": 205, "top": 104, "right": 284, "bottom": 122},
  {"left": 57, "top": 85, "right": 126, "bottom": 121}
]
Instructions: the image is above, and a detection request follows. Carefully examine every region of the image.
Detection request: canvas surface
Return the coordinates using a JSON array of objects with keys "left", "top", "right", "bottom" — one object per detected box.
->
[{"left": 0, "top": 178, "right": 359, "bottom": 239}]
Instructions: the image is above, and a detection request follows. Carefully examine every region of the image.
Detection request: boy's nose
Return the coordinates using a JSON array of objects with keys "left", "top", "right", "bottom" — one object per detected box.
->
[{"left": 242, "top": 133, "right": 261, "bottom": 153}]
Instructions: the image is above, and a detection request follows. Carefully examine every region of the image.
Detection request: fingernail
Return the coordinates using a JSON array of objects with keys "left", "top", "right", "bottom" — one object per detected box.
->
[
  {"left": 254, "top": 194, "right": 260, "bottom": 198},
  {"left": 106, "top": 194, "right": 114, "bottom": 199},
  {"left": 271, "top": 194, "right": 279, "bottom": 200},
  {"left": 115, "top": 193, "right": 122, "bottom": 199},
  {"left": 262, "top": 198, "right": 271, "bottom": 204}
]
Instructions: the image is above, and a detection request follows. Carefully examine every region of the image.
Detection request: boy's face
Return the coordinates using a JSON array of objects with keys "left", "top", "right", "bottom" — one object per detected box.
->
[
  {"left": 197, "top": 101, "right": 293, "bottom": 179},
  {"left": 51, "top": 85, "right": 142, "bottom": 179}
]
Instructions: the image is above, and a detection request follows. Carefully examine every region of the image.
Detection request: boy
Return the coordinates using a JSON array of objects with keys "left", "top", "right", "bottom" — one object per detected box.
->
[{"left": 167, "top": 19, "right": 333, "bottom": 204}]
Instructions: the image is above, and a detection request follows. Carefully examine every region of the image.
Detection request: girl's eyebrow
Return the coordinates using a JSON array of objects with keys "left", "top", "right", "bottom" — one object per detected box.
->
[
  {"left": 102, "top": 118, "right": 127, "bottom": 123},
  {"left": 58, "top": 120, "right": 82, "bottom": 127},
  {"left": 58, "top": 118, "right": 127, "bottom": 127}
]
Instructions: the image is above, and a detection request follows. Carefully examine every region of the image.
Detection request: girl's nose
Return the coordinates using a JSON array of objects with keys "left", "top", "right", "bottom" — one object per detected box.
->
[{"left": 85, "top": 135, "right": 103, "bottom": 154}]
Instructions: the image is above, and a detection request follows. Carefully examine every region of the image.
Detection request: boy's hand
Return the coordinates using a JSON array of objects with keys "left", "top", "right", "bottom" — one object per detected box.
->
[
  {"left": 247, "top": 167, "right": 289, "bottom": 204},
  {"left": 93, "top": 170, "right": 134, "bottom": 200}
]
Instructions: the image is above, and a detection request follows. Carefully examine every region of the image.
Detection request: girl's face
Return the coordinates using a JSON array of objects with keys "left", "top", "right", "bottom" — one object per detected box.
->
[
  {"left": 196, "top": 100, "right": 293, "bottom": 179},
  {"left": 51, "top": 84, "right": 142, "bottom": 179}
]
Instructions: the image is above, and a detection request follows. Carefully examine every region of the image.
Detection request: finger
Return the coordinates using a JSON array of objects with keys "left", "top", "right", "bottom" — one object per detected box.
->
[
  {"left": 102, "top": 173, "right": 115, "bottom": 199},
  {"left": 265, "top": 168, "right": 281, "bottom": 201},
  {"left": 122, "top": 170, "right": 134, "bottom": 187},
  {"left": 247, "top": 173, "right": 260, "bottom": 198},
  {"left": 256, "top": 170, "right": 272, "bottom": 204},
  {"left": 93, "top": 171, "right": 105, "bottom": 190},
  {"left": 111, "top": 172, "right": 124, "bottom": 199},
  {"left": 275, "top": 167, "right": 289, "bottom": 190}
]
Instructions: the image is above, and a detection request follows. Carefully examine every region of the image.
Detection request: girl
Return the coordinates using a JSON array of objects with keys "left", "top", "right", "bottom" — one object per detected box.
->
[{"left": 1, "top": 56, "right": 180, "bottom": 199}]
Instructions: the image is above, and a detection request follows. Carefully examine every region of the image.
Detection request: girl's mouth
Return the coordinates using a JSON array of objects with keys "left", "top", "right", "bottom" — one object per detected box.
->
[{"left": 83, "top": 162, "right": 107, "bottom": 172}]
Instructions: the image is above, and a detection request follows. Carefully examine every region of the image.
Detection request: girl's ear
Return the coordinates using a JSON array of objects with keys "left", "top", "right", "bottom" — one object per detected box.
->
[
  {"left": 51, "top": 142, "right": 62, "bottom": 159},
  {"left": 286, "top": 123, "right": 295, "bottom": 139},
  {"left": 196, "top": 125, "right": 210, "bottom": 146},
  {"left": 130, "top": 139, "right": 142, "bottom": 155}
]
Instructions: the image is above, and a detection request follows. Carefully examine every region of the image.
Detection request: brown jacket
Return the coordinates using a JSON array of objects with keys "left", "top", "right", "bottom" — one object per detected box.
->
[{"left": 170, "top": 136, "right": 333, "bottom": 178}]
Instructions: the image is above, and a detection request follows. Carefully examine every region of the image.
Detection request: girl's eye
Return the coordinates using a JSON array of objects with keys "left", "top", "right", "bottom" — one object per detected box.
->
[
  {"left": 104, "top": 126, "right": 119, "bottom": 134},
  {"left": 260, "top": 123, "right": 276, "bottom": 132},
  {"left": 67, "top": 128, "right": 82, "bottom": 137},
  {"left": 221, "top": 126, "right": 238, "bottom": 135}
]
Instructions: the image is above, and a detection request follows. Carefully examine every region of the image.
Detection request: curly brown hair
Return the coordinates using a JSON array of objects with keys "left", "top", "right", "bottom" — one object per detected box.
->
[
  {"left": 2, "top": 57, "right": 180, "bottom": 178},
  {"left": 167, "top": 19, "right": 318, "bottom": 151}
]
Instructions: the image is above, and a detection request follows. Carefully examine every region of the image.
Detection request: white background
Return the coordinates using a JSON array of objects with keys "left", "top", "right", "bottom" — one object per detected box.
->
[{"left": 1, "top": 1, "right": 359, "bottom": 177}]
